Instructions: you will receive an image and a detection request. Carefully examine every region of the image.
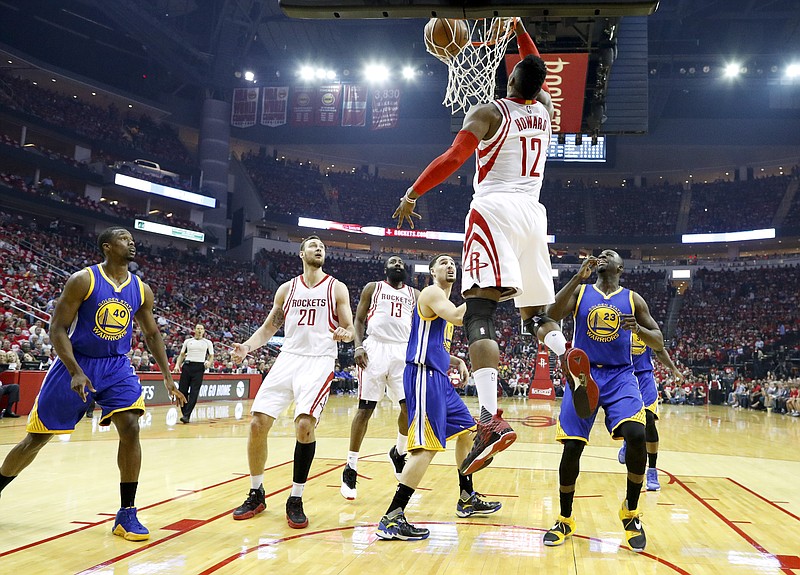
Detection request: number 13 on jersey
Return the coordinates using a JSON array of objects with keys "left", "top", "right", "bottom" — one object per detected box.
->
[{"left": 520, "top": 136, "right": 544, "bottom": 177}]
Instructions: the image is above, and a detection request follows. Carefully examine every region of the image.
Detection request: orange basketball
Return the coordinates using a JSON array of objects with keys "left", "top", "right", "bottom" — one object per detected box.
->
[{"left": 424, "top": 18, "right": 470, "bottom": 62}]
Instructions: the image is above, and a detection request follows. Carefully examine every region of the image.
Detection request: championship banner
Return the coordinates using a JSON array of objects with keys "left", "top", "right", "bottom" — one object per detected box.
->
[
  {"left": 505, "top": 53, "right": 589, "bottom": 134},
  {"left": 341, "top": 84, "right": 367, "bottom": 127},
  {"left": 315, "top": 84, "right": 342, "bottom": 126},
  {"left": 371, "top": 87, "right": 401, "bottom": 130},
  {"left": 290, "top": 87, "right": 315, "bottom": 126},
  {"left": 231, "top": 87, "right": 258, "bottom": 128},
  {"left": 261, "top": 86, "right": 289, "bottom": 127}
]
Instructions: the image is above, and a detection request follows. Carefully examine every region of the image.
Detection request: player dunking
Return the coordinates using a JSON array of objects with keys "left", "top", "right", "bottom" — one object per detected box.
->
[
  {"left": 341, "top": 256, "right": 418, "bottom": 500},
  {"left": 393, "top": 20, "right": 598, "bottom": 476},
  {"left": 617, "top": 337, "right": 683, "bottom": 491},
  {"left": 376, "top": 255, "right": 500, "bottom": 541},
  {"left": 231, "top": 236, "right": 354, "bottom": 529},
  {"left": 543, "top": 250, "right": 665, "bottom": 552},
  {"left": 0, "top": 227, "right": 186, "bottom": 541}
]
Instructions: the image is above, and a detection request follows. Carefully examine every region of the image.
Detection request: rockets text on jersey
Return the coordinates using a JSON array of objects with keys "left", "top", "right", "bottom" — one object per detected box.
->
[
  {"left": 365, "top": 281, "right": 415, "bottom": 343},
  {"left": 279, "top": 274, "right": 339, "bottom": 358}
]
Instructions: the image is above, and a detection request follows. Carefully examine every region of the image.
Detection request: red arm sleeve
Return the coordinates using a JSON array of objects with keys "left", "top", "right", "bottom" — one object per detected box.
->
[
  {"left": 516, "top": 31, "right": 550, "bottom": 94},
  {"left": 411, "top": 130, "right": 480, "bottom": 196}
]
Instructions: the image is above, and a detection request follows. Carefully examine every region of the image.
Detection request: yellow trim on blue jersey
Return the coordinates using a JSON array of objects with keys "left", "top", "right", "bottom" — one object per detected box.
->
[
  {"left": 136, "top": 275, "right": 145, "bottom": 307},
  {"left": 407, "top": 415, "right": 446, "bottom": 451},
  {"left": 98, "top": 396, "right": 147, "bottom": 426},
  {"left": 610, "top": 407, "right": 647, "bottom": 439},
  {"left": 555, "top": 419, "right": 589, "bottom": 444},
  {"left": 447, "top": 424, "right": 477, "bottom": 441},
  {"left": 25, "top": 398, "right": 74, "bottom": 435},
  {"left": 97, "top": 264, "right": 132, "bottom": 292},
  {"left": 417, "top": 302, "right": 438, "bottom": 322},
  {"left": 573, "top": 284, "right": 587, "bottom": 321},
  {"left": 592, "top": 284, "right": 624, "bottom": 300},
  {"left": 629, "top": 290, "right": 636, "bottom": 314},
  {"left": 83, "top": 267, "right": 95, "bottom": 301},
  {"left": 645, "top": 400, "right": 659, "bottom": 417}
]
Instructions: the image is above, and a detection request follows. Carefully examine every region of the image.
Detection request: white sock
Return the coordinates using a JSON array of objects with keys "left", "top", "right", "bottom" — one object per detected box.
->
[
  {"left": 291, "top": 482, "right": 305, "bottom": 498},
  {"left": 251, "top": 474, "right": 264, "bottom": 490},
  {"left": 544, "top": 330, "right": 567, "bottom": 356},
  {"left": 474, "top": 367, "right": 498, "bottom": 416},
  {"left": 347, "top": 451, "right": 359, "bottom": 470},
  {"left": 396, "top": 433, "right": 407, "bottom": 456}
]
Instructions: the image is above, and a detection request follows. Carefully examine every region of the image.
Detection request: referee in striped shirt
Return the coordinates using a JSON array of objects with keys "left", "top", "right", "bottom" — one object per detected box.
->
[{"left": 175, "top": 324, "right": 214, "bottom": 424}]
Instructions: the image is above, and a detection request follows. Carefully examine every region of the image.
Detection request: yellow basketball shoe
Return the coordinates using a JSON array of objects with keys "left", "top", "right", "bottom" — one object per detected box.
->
[
  {"left": 619, "top": 500, "right": 646, "bottom": 552},
  {"left": 543, "top": 515, "right": 576, "bottom": 546}
]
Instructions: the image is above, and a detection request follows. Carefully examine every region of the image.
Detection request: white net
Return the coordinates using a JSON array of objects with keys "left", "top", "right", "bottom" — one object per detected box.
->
[{"left": 425, "top": 17, "right": 517, "bottom": 114}]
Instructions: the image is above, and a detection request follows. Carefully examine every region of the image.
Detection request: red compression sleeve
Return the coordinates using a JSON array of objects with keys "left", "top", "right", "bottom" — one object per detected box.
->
[
  {"left": 517, "top": 32, "right": 550, "bottom": 93},
  {"left": 411, "top": 130, "right": 479, "bottom": 196}
]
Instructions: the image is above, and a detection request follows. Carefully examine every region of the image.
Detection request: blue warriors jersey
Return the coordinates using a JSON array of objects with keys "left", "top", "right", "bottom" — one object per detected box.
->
[
  {"left": 405, "top": 302, "right": 454, "bottom": 376},
  {"left": 573, "top": 284, "right": 635, "bottom": 367},
  {"left": 69, "top": 265, "right": 144, "bottom": 357},
  {"left": 631, "top": 333, "right": 654, "bottom": 374}
]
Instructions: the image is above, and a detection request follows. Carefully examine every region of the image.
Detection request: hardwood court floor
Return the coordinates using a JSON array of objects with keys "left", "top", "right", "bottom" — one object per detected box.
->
[{"left": 1, "top": 395, "right": 799, "bottom": 574}]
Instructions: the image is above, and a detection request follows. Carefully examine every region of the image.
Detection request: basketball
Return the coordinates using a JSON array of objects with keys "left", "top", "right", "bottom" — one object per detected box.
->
[{"left": 424, "top": 18, "right": 470, "bottom": 62}]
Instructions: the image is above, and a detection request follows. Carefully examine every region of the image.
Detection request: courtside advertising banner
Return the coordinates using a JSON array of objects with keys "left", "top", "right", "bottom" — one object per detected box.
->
[
  {"left": 505, "top": 53, "right": 589, "bottom": 134},
  {"left": 261, "top": 86, "right": 289, "bottom": 127},
  {"left": 341, "top": 84, "right": 367, "bottom": 127},
  {"left": 230, "top": 87, "right": 259, "bottom": 128},
  {"left": 371, "top": 88, "right": 401, "bottom": 130},
  {"left": 291, "top": 87, "right": 315, "bottom": 126},
  {"left": 316, "top": 84, "right": 342, "bottom": 126}
]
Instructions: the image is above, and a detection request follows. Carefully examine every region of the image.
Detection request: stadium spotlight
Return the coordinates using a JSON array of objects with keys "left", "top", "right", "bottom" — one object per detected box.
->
[
  {"left": 787, "top": 63, "right": 800, "bottom": 78},
  {"left": 243, "top": 70, "right": 255, "bottom": 82},
  {"left": 402, "top": 66, "right": 416, "bottom": 80},
  {"left": 325, "top": 69, "right": 337, "bottom": 80},
  {"left": 364, "top": 63, "right": 390, "bottom": 84},
  {"left": 724, "top": 63, "right": 741, "bottom": 78},
  {"left": 298, "top": 65, "right": 315, "bottom": 81}
]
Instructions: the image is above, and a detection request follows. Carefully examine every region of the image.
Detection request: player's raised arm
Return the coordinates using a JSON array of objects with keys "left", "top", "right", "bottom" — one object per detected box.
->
[
  {"left": 418, "top": 285, "right": 466, "bottom": 327},
  {"left": 233, "top": 281, "right": 290, "bottom": 362},
  {"left": 514, "top": 20, "right": 554, "bottom": 118},
  {"left": 547, "top": 257, "right": 597, "bottom": 322}
]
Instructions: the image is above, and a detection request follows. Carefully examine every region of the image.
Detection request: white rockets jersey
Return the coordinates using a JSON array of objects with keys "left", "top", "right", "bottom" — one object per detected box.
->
[
  {"left": 280, "top": 274, "right": 339, "bottom": 358},
  {"left": 473, "top": 97, "right": 552, "bottom": 201},
  {"left": 365, "top": 281, "right": 415, "bottom": 343}
]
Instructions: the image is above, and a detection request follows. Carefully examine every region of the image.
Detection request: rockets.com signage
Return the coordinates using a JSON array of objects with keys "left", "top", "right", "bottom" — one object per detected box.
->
[
  {"left": 139, "top": 373, "right": 261, "bottom": 404},
  {"left": 505, "top": 53, "right": 589, "bottom": 134}
]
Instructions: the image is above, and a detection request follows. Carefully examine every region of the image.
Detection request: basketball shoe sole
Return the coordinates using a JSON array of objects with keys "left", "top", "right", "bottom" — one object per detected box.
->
[{"left": 565, "top": 348, "right": 599, "bottom": 419}]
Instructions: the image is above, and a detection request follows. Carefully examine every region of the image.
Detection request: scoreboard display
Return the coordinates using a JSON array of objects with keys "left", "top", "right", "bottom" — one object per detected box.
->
[{"left": 547, "top": 134, "right": 607, "bottom": 162}]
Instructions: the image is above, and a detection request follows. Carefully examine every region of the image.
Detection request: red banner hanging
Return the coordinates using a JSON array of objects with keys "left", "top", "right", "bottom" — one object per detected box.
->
[
  {"left": 291, "top": 87, "right": 315, "bottom": 126},
  {"left": 341, "top": 84, "right": 367, "bottom": 127},
  {"left": 260, "top": 86, "right": 289, "bottom": 127},
  {"left": 505, "top": 53, "right": 589, "bottom": 134},
  {"left": 315, "top": 84, "right": 342, "bottom": 126},
  {"left": 371, "top": 87, "right": 401, "bottom": 130}
]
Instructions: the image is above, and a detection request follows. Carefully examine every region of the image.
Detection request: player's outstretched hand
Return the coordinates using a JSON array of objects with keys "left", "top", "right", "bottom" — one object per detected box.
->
[
  {"left": 231, "top": 342, "right": 250, "bottom": 363},
  {"left": 392, "top": 189, "right": 422, "bottom": 229},
  {"left": 70, "top": 372, "right": 96, "bottom": 402},
  {"left": 165, "top": 378, "right": 187, "bottom": 407},
  {"left": 577, "top": 256, "right": 598, "bottom": 280}
]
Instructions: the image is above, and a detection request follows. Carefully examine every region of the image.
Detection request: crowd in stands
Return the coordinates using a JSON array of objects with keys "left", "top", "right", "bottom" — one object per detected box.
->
[
  {"left": 242, "top": 152, "right": 330, "bottom": 219},
  {"left": 0, "top": 72, "right": 193, "bottom": 170}
]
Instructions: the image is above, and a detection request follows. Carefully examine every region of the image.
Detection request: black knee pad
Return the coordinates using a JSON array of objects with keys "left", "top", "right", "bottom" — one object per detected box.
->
[
  {"left": 464, "top": 298, "right": 498, "bottom": 344},
  {"left": 559, "top": 440, "right": 586, "bottom": 485},
  {"left": 618, "top": 421, "right": 647, "bottom": 472},
  {"left": 522, "top": 313, "right": 556, "bottom": 337},
  {"left": 645, "top": 411, "right": 659, "bottom": 443},
  {"left": 357, "top": 399, "right": 377, "bottom": 410}
]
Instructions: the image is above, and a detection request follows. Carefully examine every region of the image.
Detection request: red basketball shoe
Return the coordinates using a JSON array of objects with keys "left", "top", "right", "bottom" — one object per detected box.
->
[
  {"left": 564, "top": 347, "right": 599, "bottom": 418},
  {"left": 459, "top": 408, "right": 517, "bottom": 475}
]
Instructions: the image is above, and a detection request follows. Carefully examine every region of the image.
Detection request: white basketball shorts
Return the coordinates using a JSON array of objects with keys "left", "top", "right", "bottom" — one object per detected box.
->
[
  {"left": 357, "top": 338, "right": 406, "bottom": 404},
  {"left": 462, "top": 193, "right": 555, "bottom": 308},
  {"left": 251, "top": 352, "right": 334, "bottom": 421}
]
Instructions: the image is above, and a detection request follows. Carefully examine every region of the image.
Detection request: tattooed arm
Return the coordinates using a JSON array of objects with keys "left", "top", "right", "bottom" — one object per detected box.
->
[{"left": 231, "top": 281, "right": 289, "bottom": 363}]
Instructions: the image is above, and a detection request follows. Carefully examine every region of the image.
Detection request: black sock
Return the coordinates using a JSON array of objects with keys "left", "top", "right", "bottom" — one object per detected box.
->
[
  {"left": 293, "top": 441, "right": 317, "bottom": 485},
  {"left": 648, "top": 452, "right": 657, "bottom": 469},
  {"left": 626, "top": 479, "right": 643, "bottom": 510},
  {"left": 0, "top": 473, "right": 16, "bottom": 492},
  {"left": 479, "top": 406, "right": 493, "bottom": 425},
  {"left": 458, "top": 471, "right": 473, "bottom": 495},
  {"left": 386, "top": 483, "right": 415, "bottom": 515},
  {"left": 559, "top": 489, "right": 575, "bottom": 518},
  {"left": 120, "top": 482, "right": 138, "bottom": 508}
]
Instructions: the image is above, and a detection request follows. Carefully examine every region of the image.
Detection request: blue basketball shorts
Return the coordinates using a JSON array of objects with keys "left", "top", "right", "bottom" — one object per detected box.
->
[
  {"left": 636, "top": 369, "right": 659, "bottom": 418},
  {"left": 556, "top": 364, "right": 645, "bottom": 443},
  {"left": 404, "top": 363, "right": 476, "bottom": 451},
  {"left": 27, "top": 354, "right": 146, "bottom": 434}
]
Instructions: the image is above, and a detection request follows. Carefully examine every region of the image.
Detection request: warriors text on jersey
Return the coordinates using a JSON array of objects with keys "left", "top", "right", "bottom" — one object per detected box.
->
[
  {"left": 405, "top": 304, "right": 454, "bottom": 376},
  {"left": 365, "top": 281, "right": 415, "bottom": 343},
  {"left": 473, "top": 97, "right": 552, "bottom": 201},
  {"left": 69, "top": 265, "right": 144, "bottom": 357},
  {"left": 280, "top": 274, "right": 339, "bottom": 358},
  {"left": 573, "top": 284, "right": 635, "bottom": 367}
]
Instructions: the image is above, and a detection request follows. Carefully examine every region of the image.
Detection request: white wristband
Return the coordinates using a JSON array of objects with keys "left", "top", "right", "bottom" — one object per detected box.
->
[
  {"left": 355, "top": 346, "right": 365, "bottom": 351},
  {"left": 403, "top": 193, "right": 417, "bottom": 205}
]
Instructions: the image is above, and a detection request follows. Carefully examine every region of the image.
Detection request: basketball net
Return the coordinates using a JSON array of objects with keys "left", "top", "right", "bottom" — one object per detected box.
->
[{"left": 431, "top": 18, "right": 517, "bottom": 114}]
